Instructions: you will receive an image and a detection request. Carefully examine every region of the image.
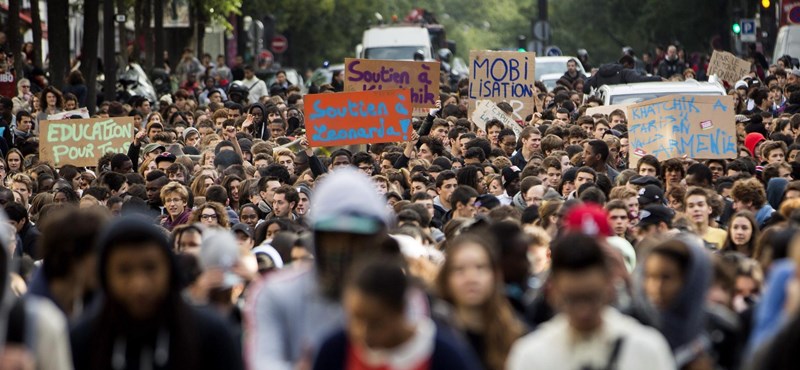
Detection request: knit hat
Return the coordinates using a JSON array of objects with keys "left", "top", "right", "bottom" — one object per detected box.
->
[
  {"left": 183, "top": 127, "right": 199, "bottom": 140},
  {"left": 744, "top": 132, "right": 766, "bottom": 157}
]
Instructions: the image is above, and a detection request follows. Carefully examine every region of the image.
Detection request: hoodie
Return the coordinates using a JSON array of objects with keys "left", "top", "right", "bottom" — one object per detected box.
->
[
  {"left": 746, "top": 259, "right": 795, "bottom": 356},
  {"left": 744, "top": 133, "right": 765, "bottom": 158},
  {"left": 636, "top": 235, "right": 712, "bottom": 367},
  {"left": 766, "top": 177, "right": 788, "bottom": 210},
  {"left": 249, "top": 103, "right": 271, "bottom": 141},
  {"left": 71, "top": 216, "right": 243, "bottom": 370}
]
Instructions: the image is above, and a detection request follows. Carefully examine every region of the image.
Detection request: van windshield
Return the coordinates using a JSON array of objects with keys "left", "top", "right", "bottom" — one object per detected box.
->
[
  {"left": 365, "top": 47, "right": 425, "bottom": 60},
  {"left": 610, "top": 91, "right": 724, "bottom": 105}
]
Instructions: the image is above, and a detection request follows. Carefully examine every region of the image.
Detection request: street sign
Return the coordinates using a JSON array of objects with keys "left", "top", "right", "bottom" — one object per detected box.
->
[
  {"left": 545, "top": 46, "right": 563, "bottom": 56},
  {"left": 115, "top": 14, "right": 127, "bottom": 23},
  {"left": 533, "top": 21, "right": 551, "bottom": 41},
  {"left": 790, "top": 5, "right": 800, "bottom": 24},
  {"left": 741, "top": 19, "right": 756, "bottom": 42},
  {"left": 271, "top": 35, "right": 288, "bottom": 54}
]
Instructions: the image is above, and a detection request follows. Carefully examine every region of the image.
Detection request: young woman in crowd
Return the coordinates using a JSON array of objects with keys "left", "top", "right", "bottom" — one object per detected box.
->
[
  {"left": 190, "top": 202, "right": 230, "bottom": 229},
  {"left": 722, "top": 211, "right": 761, "bottom": 257},
  {"left": 435, "top": 233, "right": 526, "bottom": 370}
]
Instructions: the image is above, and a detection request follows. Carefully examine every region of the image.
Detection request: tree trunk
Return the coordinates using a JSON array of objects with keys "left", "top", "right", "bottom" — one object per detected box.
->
[
  {"left": 195, "top": 5, "right": 205, "bottom": 57},
  {"left": 134, "top": 0, "right": 143, "bottom": 65},
  {"left": 143, "top": 0, "right": 153, "bottom": 72},
  {"left": 46, "top": 0, "right": 70, "bottom": 90},
  {"left": 81, "top": 0, "right": 100, "bottom": 114},
  {"left": 154, "top": 0, "right": 164, "bottom": 70},
  {"left": 8, "top": 0, "right": 24, "bottom": 76},
  {"left": 103, "top": 0, "right": 116, "bottom": 102},
  {"left": 30, "top": 0, "right": 42, "bottom": 69},
  {"left": 116, "top": 0, "right": 128, "bottom": 65}
]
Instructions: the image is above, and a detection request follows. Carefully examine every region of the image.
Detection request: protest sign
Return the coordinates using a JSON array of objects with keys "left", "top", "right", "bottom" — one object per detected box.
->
[
  {"left": 707, "top": 50, "right": 752, "bottom": 84},
  {"left": 47, "top": 108, "right": 90, "bottom": 120},
  {"left": 306, "top": 89, "right": 412, "bottom": 147},
  {"left": 586, "top": 103, "right": 630, "bottom": 118},
  {"left": 40, "top": 117, "right": 134, "bottom": 167},
  {"left": 473, "top": 100, "right": 523, "bottom": 136},
  {"left": 344, "top": 58, "right": 440, "bottom": 109},
  {"left": 468, "top": 50, "right": 536, "bottom": 123},
  {"left": 627, "top": 95, "right": 736, "bottom": 166}
]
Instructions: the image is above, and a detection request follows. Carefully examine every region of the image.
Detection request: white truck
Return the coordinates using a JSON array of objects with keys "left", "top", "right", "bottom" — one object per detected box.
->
[{"left": 356, "top": 26, "right": 433, "bottom": 61}]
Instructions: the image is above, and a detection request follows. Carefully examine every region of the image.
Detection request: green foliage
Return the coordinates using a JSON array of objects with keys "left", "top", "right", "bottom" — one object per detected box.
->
[
  {"left": 193, "top": 0, "right": 242, "bottom": 28},
  {"left": 244, "top": 0, "right": 728, "bottom": 69},
  {"left": 551, "top": 0, "right": 727, "bottom": 64}
]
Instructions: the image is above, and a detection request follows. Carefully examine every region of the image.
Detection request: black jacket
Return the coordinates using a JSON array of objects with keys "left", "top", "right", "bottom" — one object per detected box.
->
[
  {"left": 657, "top": 58, "right": 685, "bottom": 78},
  {"left": 583, "top": 63, "right": 662, "bottom": 94}
]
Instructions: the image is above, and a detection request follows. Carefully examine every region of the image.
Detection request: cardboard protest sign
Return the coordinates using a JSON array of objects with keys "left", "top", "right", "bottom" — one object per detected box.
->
[
  {"left": 707, "top": 50, "right": 752, "bottom": 84},
  {"left": 306, "top": 89, "right": 412, "bottom": 147},
  {"left": 472, "top": 100, "right": 523, "bottom": 136},
  {"left": 468, "top": 50, "right": 536, "bottom": 124},
  {"left": 627, "top": 95, "right": 736, "bottom": 166},
  {"left": 344, "top": 58, "right": 440, "bottom": 109},
  {"left": 47, "top": 108, "right": 90, "bottom": 120},
  {"left": 40, "top": 117, "right": 134, "bottom": 167},
  {"left": 586, "top": 103, "right": 630, "bottom": 118}
]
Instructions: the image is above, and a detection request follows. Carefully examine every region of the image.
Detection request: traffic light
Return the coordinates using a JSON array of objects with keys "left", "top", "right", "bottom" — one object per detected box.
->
[
  {"left": 762, "top": 0, "right": 771, "bottom": 8},
  {"left": 517, "top": 35, "right": 527, "bottom": 52},
  {"left": 732, "top": 22, "right": 741, "bottom": 34}
]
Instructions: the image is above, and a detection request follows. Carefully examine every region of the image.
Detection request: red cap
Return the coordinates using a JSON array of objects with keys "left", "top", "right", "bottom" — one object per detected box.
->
[{"left": 562, "top": 203, "right": 613, "bottom": 237}]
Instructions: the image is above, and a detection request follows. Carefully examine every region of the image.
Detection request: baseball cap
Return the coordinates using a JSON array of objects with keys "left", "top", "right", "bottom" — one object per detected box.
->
[
  {"left": 637, "top": 205, "right": 674, "bottom": 228},
  {"left": 309, "top": 168, "right": 392, "bottom": 234},
  {"left": 638, "top": 184, "right": 664, "bottom": 206},
  {"left": 502, "top": 166, "right": 522, "bottom": 184},
  {"left": 154, "top": 152, "right": 177, "bottom": 164},
  {"left": 735, "top": 80, "right": 749, "bottom": 90},
  {"left": 630, "top": 175, "right": 662, "bottom": 187},
  {"left": 231, "top": 223, "right": 253, "bottom": 239},
  {"left": 143, "top": 143, "right": 166, "bottom": 155},
  {"left": 562, "top": 203, "right": 613, "bottom": 237},
  {"left": 199, "top": 229, "right": 242, "bottom": 288}
]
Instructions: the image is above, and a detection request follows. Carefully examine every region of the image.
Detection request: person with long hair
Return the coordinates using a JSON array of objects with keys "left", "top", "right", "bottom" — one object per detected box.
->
[
  {"left": 138, "top": 157, "right": 158, "bottom": 178},
  {"left": 6, "top": 148, "right": 25, "bottom": 174},
  {"left": 435, "top": 233, "right": 525, "bottom": 370},
  {"left": 222, "top": 175, "right": 242, "bottom": 211},
  {"left": 722, "top": 211, "right": 761, "bottom": 257},
  {"left": 190, "top": 173, "right": 215, "bottom": 198},
  {"left": 36, "top": 86, "right": 63, "bottom": 123},
  {"left": 70, "top": 216, "right": 243, "bottom": 370},
  {"left": 190, "top": 202, "right": 229, "bottom": 229}
]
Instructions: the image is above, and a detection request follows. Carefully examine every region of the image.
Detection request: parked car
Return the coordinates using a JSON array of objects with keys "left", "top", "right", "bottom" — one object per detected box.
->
[
  {"left": 307, "top": 63, "right": 345, "bottom": 87},
  {"left": 591, "top": 78, "right": 726, "bottom": 106},
  {"left": 256, "top": 68, "right": 307, "bottom": 94},
  {"left": 535, "top": 56, "right": 589, "bottom": 81}
]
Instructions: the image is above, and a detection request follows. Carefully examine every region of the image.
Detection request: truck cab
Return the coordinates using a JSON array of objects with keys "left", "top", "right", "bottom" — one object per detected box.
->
[{"left": 357, "top": 26, "right": 433, "bottom": 61}]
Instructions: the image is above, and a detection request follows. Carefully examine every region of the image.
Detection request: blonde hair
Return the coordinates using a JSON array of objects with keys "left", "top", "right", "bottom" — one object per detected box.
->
[{"left": 160, "top": 181, "right": 189, "bottom": 203}]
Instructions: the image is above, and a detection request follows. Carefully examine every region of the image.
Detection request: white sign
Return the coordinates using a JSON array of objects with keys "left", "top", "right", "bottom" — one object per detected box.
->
[
  {"left": 473, "top": 100, "right": 522, "bottom": 136},
  {"left": 47, "top": 108, "right": 90, "bottom": 120}
]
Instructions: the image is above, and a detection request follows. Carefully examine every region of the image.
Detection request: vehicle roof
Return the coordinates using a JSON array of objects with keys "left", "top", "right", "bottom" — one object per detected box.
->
[
  {"left": 539, "top": 73, "right": 563, "bottom": 81},
  {"left": 363, "top": 26, "right": 429, "bottom": 46},
  {"left": 599, "top": 80, "right": 725, "bottom": 94},
  {"left": 536, "top": 56, "right": 579, "bottom": 63}
]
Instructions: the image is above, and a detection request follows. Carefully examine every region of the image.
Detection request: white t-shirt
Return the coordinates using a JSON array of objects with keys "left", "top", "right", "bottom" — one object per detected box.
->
[{"left": 507, "top": 308, "right": 674, "bottom": 370}]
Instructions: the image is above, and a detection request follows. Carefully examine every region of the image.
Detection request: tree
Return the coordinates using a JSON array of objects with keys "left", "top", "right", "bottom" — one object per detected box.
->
[
  {"left": 154, "top": 0, "right": 164, "bottom": 69},
  {"left": 8, "top": 0, "right": 23, "bottom": 75},
  {"left": 103, "top": 0, "right": 116, "bottom": 101},
  {"left": 117, "top": 0, "right": 129, "bottom": 65},
  {"left": 81, "top": 0, "right": 100, "bottom": 114},
  {"left": 46, "top": 0, "right": 70, "bottom": 90},
  {"left": 30, "top": 0, "right": 43, "bottom": 69}
]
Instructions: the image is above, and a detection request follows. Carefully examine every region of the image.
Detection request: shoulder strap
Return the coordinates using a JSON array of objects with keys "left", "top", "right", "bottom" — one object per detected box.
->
[
  {"left": 5, "top": 297, "right": 26, "bottom": 344},
  {"left": 603, "top": 337, "right": 625, "bottom": 370}
]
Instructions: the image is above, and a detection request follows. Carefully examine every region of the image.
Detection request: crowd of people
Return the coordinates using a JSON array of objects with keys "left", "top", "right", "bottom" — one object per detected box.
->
[{"left": 1, "top": 39, "right": 800, "bottom": 369}]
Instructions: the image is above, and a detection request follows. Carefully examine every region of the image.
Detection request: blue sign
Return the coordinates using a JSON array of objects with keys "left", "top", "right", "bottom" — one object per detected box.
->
[
  {"left": 545, "top": 46, "right": 562, "bottom": 56},
  {"left": 740, "top": 19, "right": 756, "bottom": 35}
]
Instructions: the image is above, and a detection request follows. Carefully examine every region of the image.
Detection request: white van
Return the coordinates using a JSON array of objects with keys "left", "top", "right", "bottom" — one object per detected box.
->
[
  {"left": 592, "top": 80, "right": 727, "bottom": 106},
  {"left": 773, "top": 25, "right": 800, "bottom": 63},
  {"left": 357, "top": 26, "right": 432, "bottom": 61}
]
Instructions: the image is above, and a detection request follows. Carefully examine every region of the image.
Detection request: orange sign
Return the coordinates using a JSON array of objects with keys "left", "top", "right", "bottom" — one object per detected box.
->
[{"left": 306, "top": 89, "right": 412, "bottom": 147}]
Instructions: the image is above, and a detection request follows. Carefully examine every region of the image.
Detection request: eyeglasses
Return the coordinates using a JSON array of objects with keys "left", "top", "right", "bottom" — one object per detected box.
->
[
  {"left": 201, "top": 214, "right": 218, "bottom": 220},
  {"left": 358, "top": 166, "right": 373, "bottom": 172},
  {"left": 20, "top": 85, "right": 30, "bottom": 89},
  {"left": 164, "top": 197, "right": 184, "bottom": 204}
]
